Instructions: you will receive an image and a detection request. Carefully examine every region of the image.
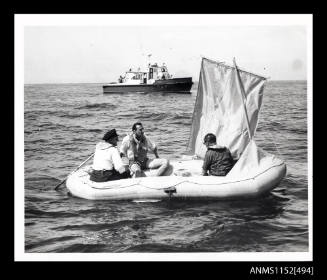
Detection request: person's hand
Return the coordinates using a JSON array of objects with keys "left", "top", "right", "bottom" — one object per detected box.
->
[
  {"left": 122, "top": 157, "right": 129, "bottom": 165},
  {"left": 202, "top": 170, "right": 208, "bottom": 176},
  {"left": 154, "top": 148, "right": 159, "bottom": 159}
]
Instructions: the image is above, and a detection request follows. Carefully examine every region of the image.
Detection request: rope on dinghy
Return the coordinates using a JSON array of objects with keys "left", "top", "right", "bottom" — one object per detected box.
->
[{"left": 86, "top": 161, "right": 285, "bottom": 191}]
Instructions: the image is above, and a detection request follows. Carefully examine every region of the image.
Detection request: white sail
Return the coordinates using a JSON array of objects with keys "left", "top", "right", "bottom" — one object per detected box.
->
[{"left": 187, "top": 57, "right": 266, "bottom": 159}]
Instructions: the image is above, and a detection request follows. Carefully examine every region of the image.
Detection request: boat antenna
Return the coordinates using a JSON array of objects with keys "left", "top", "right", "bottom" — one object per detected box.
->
[
  {"left": 233, "top": 58, "right": 253, "bottom": 140},
  {"left": 147, "top": 54, "right": 152, "bottom": 67}
]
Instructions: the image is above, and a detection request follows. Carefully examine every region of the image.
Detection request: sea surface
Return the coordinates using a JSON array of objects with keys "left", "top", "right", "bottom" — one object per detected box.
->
[{"left": 23, "top": 80, "right": 309, "bottom": 255}]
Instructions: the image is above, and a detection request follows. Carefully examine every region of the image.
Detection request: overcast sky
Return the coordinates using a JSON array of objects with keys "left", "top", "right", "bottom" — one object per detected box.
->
[{"left": 22, "top": 15, "right": 310, "bottom": 84}]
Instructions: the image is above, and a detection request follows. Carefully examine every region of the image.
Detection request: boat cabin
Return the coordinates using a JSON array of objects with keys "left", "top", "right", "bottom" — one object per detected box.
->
[{"left": 119, "top": 63, "right": 171, "bottom": 85}]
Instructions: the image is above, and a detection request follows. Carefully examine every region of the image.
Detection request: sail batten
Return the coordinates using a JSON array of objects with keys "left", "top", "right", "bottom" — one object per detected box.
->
[{"left": 187, "top": 57, "right": 266, "bottom": 159}]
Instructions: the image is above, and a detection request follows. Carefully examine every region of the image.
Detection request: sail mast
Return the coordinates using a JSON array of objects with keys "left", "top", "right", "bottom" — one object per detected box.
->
[
  {"left": 233, "top": 58, "right": 253, "bottom": 140},
  {"left": 186, "top": 58, "right": 203, "bottom": 153}
]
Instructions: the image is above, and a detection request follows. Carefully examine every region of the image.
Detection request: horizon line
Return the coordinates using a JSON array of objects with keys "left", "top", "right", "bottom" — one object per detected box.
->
[{"left": 24, "top": 79, "right": 307, "bottom": 85}]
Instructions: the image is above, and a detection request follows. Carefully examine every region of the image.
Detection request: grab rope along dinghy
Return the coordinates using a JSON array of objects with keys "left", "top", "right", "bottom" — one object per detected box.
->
[{"left": 66, "top": 57, "right": 286, "bottom": 200}]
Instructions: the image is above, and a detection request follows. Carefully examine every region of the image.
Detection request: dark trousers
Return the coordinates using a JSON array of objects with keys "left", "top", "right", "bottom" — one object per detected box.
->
[{"left": 89, "top": 169, "right": 130, "bottom": 183}]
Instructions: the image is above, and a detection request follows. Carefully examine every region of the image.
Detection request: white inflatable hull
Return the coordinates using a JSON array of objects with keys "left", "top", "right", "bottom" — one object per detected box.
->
[{"left": 66, "top": 157, "right": 287, "bottom": 201}]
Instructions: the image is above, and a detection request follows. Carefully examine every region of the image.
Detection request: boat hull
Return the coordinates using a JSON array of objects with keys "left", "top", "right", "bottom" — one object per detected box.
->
[
  {"left": 103, "top": 77, "right": 193, "bottom": 94},
  {"left": 66, "top": 157, "right": 287, "bottom": 201}
]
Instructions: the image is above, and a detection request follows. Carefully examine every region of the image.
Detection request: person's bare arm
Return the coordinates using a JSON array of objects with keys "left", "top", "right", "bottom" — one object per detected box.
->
[{"left": 153, "top": 147, "right": 159, "bottom": 158}]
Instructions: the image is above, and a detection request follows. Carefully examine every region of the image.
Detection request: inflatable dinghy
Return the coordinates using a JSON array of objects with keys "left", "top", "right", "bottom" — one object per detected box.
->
[
  {"left": 66, "top": 154, "right": 286, "bottom": 201},
  {"left": 66, "top": 58, "right": 287, "bottom": 200}
]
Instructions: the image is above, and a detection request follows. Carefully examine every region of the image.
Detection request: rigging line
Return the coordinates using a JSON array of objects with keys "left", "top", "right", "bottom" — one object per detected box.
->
[
  {"left": 267, "top": 129, "right": 284, "bottom": 160},
  {"left": 264, "top": 80, "right": 285, "bottom": 161}
]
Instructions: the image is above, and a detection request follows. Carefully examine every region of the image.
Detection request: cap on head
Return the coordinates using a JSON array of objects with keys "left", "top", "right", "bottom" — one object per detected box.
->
[
  {"left": 203, "top": 133, "right": 216, "bottom": 145},
  {"left": 102, "top": 129, "right": 119, "bottom": 141}
]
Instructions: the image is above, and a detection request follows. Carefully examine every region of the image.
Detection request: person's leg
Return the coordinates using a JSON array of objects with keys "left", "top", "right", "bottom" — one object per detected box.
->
[
  {"left": 129, "top": 163, "right": 142, "bottom": 178},
  {"left": 119, "top": 170, "right": 131, "bottom": 179},
  {"left": 107, "top": 169, "right": 131, "bottom": 180},
  {"left": 146, "top": 158, "right": 169, "bottom": 176},
  {"left": 90, "top": 170, "right": 112, "bottom": 182}
]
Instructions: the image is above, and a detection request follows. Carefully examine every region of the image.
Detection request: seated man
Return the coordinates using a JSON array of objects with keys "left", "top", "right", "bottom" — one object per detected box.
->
[
  {"left": 120, "top": 122, "right": 169, "bottom": 178},
  {"left": 202, "top": 133, "right": 234, "bottom": 176},
  {"left": 90, "top": 129, "right": 130, "bottom": 182}
]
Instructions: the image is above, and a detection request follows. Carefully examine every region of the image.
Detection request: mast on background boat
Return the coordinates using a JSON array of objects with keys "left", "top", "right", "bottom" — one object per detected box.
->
[{"left": 147, "top": 54, "right": 152, "bottom": 69}]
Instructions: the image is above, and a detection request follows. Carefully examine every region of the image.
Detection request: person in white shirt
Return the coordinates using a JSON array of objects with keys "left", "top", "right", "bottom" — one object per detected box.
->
[
  {"left": 120, "top": 122, "right": 169, "bottom": 178},
  {"left": 89, "top": 129, "right": 130, "bottom": 182}
]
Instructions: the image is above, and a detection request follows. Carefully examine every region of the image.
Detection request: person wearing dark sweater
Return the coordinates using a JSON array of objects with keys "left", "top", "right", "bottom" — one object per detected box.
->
[{"left": 202, "top": 133, "right": 234, "bottom": 176}]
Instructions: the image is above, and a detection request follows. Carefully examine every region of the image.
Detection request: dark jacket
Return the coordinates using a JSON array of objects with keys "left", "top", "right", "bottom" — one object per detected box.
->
[{"left": 202, "top": 147, "right": 234, "bottom": 176}]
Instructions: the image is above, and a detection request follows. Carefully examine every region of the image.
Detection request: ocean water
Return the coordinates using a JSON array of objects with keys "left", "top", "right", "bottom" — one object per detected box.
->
[{"left": 23, "top": 80, "right": 309, "bottom": 254}]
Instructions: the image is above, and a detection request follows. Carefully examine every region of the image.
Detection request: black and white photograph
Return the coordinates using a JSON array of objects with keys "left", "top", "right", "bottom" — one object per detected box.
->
[{"left": 15, "top": 14, "right": 312, "bottom": 263}]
